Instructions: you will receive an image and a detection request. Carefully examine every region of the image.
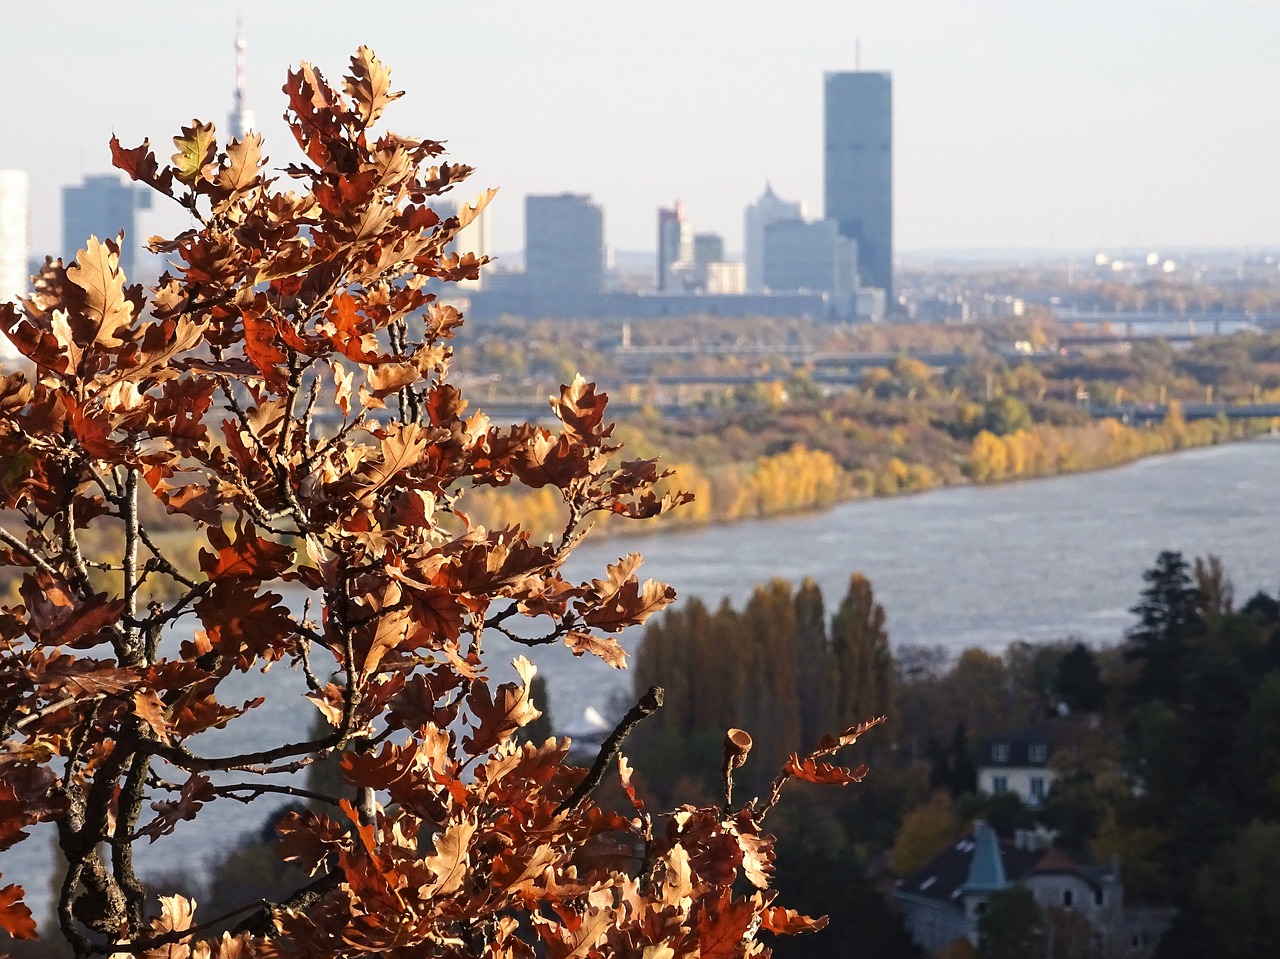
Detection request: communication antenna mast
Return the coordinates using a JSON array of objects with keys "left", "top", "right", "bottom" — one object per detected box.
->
[
  {"left": 228, "top": 15, "right": 256, "bottom": 137},
  {"left": 855, "top": 37, "right": 862, "bottom": 70}
]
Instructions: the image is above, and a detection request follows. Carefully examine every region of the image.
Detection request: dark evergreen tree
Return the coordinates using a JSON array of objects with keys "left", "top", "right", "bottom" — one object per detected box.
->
[
  {"left": 794, "top": 577, "right": 833, "bottom": 748},
  {"left": 949, "top": 722, "right": 978, "bottom": 797},
  {"left": 1052, "top": 642, "right": 1108, "bottom": 714},
  {"left": 1124, "top": 550, "right": 1202, "bottom": 704}
]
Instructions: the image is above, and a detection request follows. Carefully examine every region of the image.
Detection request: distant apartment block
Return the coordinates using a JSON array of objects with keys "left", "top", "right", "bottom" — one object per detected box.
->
[
  {"left": 824, "top": 70, "right": 893, "bottom": 303},
  {"left": 62, "top": 174, "right": 152, "bottom": 279},
  {"left": 525, "top": 193, "right": 605, "bottom": 298},
  {"left": 743, "top": 181, "right": 804, "bottom": 294},
  {"left": 0, "top": 170, "right": 29, "bottom": 304},
  {"left": 703, "top": 261, "right": 746, "bottom": 295}
]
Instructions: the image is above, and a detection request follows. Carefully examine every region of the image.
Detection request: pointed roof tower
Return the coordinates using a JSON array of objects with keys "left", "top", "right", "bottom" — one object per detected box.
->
[
  {"left": 228, "top": 17, "right": 256, "bottom": 138},
  {"left": 962, "top": 821, "right": 1008, "bottom": 895}
]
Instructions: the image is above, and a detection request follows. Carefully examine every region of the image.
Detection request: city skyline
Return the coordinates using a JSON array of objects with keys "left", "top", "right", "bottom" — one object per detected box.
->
[{"left": 2, "top": 1, "right": 1279, "bottom": 267}]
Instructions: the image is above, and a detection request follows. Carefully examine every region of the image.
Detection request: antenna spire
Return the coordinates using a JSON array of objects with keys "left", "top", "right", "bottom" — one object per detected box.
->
[
  {"left": 234, "top": 16, "right": 246, "bottom": 104},
  {"left": 228, "top": 16, "right": 256, "bottom": 137},
  {"left": 855, "top": 37, "right": 862, "bottom": 70}
]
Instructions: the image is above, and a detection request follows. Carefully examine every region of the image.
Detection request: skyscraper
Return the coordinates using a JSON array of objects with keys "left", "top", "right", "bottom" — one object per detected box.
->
[
  {"left": 62, "top": 175, "right": 152, "bottom": 279},
  {"left": 524, "top": 193, "right": 605, "bottom": 297},
  {"left": 824, "top": 71, "right": 892, "bottom": 303},
  {"left": 656, "top": 202, "right": 693, "bottom": 292},
  {"left": 743, "top": 181, "right": 804, "bottom": 293},
  {"left": 227, "top": 21, "right": 256, "bottom": 138},
  {"left": 0, "top": 170, "right": 29, "bottom": 304}
]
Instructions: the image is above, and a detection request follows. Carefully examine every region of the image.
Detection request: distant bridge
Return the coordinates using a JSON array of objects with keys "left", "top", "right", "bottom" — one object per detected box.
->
[
  {"left": 1056, "top": 310, "right": 1273, "bottom": 335},
  {"left": 1090, "top": 403, "right": 1280, "bottom": 424}
]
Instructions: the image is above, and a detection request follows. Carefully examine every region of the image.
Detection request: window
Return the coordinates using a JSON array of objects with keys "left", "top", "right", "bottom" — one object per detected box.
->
[
  {"left": 1029, "top": 776, "right": 1046, "bottom": 802},
  {"left": 1094, "top": 888, "right": 1105, "bottom": 907},
  {"left": 1062, "top": 888, "right": 1074, "bottom": 907},
  {"left": 992, "top": 743, "right": 1010, "bottom": 763},
  {"left": 992, "top": 776, "right": 1008, "bottom": 794},
  {"left": 1029, "top": 743, "right": 1048, "bottom": 763}
]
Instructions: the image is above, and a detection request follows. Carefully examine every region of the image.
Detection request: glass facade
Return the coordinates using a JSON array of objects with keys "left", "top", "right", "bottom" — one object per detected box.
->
[{"left": 823, "top": 71, "right": 893, "bottom": 303}]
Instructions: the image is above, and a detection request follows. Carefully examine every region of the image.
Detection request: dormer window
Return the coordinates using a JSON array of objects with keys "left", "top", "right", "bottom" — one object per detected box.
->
[
  {"left": 992, "top": 743, "right": 1010, "bottom": 763},
  {"left": 1029, "top": 743, "right": 1048, "bottom": 763}
]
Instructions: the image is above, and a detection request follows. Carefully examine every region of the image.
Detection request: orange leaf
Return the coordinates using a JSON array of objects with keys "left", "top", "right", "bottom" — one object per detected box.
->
[
  {"left": 760, "top": 906, "right": 828, "bottom": 936},
  {"left": 564, "top": 630, "right": 627, "bottom": 668},
  {"left": 133, "top": 689, "right": 171, "bottom": 740},
  {"left": 0, "top": 884, "right": 36, "bottom": 940},
  {"left": 783, "top": 755, "right": 868, "bottom": 786}
]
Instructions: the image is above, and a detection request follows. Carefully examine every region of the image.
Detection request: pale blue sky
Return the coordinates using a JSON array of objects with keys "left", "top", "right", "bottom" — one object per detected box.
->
[{"left": 2, "top": 0, "right": 1278, "bottom": 261}]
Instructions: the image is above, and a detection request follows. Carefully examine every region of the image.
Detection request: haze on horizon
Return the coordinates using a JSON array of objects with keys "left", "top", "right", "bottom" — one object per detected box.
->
[{"left": 1, "top": 0, "right": 1277, "bottom": 262}]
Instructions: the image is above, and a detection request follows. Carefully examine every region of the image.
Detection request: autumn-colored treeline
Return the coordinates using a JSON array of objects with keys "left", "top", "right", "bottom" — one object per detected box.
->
[
  {"left": 461, "top": 399, "right": 1255, "bottom": 539},
  {"left": 965, "top": 404, "right": 1236, "bottom": 483},
  {"left": 628, "top": 575, "right": 896, "bottom": 805}
]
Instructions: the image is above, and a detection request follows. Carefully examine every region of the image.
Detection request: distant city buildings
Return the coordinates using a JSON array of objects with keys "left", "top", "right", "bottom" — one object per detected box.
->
[
  {"left": 744, "top": 181, "right": 805, "bottom": 294},
  {"left": 524, "top": 193, "right": 605, "bottom": 297},
  {"left": 656, "top": 202, "right": 693, "bottom": 292},
  {"left": 763, "top": 217, "right": 858, "bottom": 300},
  {"left": 0, "top": 170, "right": 29, "bottom": 304},
  {"left": 824, "top": 70, "right": 893, "bottom": 303},
  {"left": 62, "top": 174, "right": 151, "bottom": 278}
]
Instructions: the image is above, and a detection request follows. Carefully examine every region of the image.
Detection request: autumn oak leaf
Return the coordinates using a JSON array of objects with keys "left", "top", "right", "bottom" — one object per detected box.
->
[
  {"left": 0, "top": 884, "right": 37, "bottom": 940},
  {"left": 782, "top": 755, "right": 869, "bottom": 786},
  {"left": 65, "top": 236, "right": 137, "bottom": 348},
  {"left": 171, "top": 120, "right": 218, "bottom": 186}
]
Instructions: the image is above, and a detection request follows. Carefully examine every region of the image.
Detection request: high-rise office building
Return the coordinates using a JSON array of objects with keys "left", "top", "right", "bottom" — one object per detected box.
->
[
  {"left": 743, "top": 181, "right": 805, "bottom": 293},
  {"left": 524, "top": 193, "right": 605, "bottom": 297},
  {"left": 0, "top": 170, "right": 29, "bottom": 304},
  {"left": 762, "top": 218, "right": 858, "bottom": 297},
  {"left": 62, "top": 175, "right": 152, "bottom": 279},
  {"left": 656, "top": 202, "right": 693, "bottom": 292},
  {"left": 227, "top": 22, "right": 256, "bottom": 138},
  {"left": 824, "top": 70, "right": 892, "bottom": 303}
]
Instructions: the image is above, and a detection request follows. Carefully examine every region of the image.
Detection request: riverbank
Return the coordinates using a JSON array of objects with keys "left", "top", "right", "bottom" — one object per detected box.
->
[{"left": 463, "top": 404, "right": 1267, "bottom": 538}]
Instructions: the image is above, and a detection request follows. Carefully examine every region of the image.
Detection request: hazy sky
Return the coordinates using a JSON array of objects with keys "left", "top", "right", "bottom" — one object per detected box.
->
[{"left": 3, "top": 0, "right": 1278, "bottom": 262}]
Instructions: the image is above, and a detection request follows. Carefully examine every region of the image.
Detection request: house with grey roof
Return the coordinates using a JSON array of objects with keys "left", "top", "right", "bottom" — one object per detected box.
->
[{"left": 893, "top": 821, "right": 1169, "bottom": 956}]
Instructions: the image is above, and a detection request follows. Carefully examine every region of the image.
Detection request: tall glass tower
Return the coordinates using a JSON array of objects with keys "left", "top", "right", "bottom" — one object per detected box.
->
[{"left": 823, "top": 71, "right": 892, "bottom": 305}]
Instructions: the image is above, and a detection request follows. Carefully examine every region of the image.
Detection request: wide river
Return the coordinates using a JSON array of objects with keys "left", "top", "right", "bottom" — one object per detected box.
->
[{"left": 12, "top": 437, "right": 1280, "bottom": 920}]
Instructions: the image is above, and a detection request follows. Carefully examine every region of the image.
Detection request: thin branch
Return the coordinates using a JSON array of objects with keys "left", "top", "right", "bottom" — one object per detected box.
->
[
  {"left": 121, "top": 463, "right": 141, "bottom": 663},
  {"left": 556, "top": 686, "right": 663, "bottom": 815},
  {"left": 211, "top": 782, "right": 343, "bottom": 807},
  {"left": 0, "top": 524, "right": 61, "bottom": 579},
  {"left": 136, "top": 523, "right": 198, "bottom": 589},
  {"left": 13, "top": 693, "right": 106, "bottom": 731},
  {"left": 140, "top": 730, "right": 342, "bottom": 774},
  {"left": 298, "top": 636, "right": 324, "bottom": 695}
]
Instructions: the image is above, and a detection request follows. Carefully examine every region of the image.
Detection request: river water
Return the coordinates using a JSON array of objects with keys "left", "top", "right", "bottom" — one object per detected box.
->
[{"left": 11, "top": 437, "right": 1280, "bottom": 921}]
